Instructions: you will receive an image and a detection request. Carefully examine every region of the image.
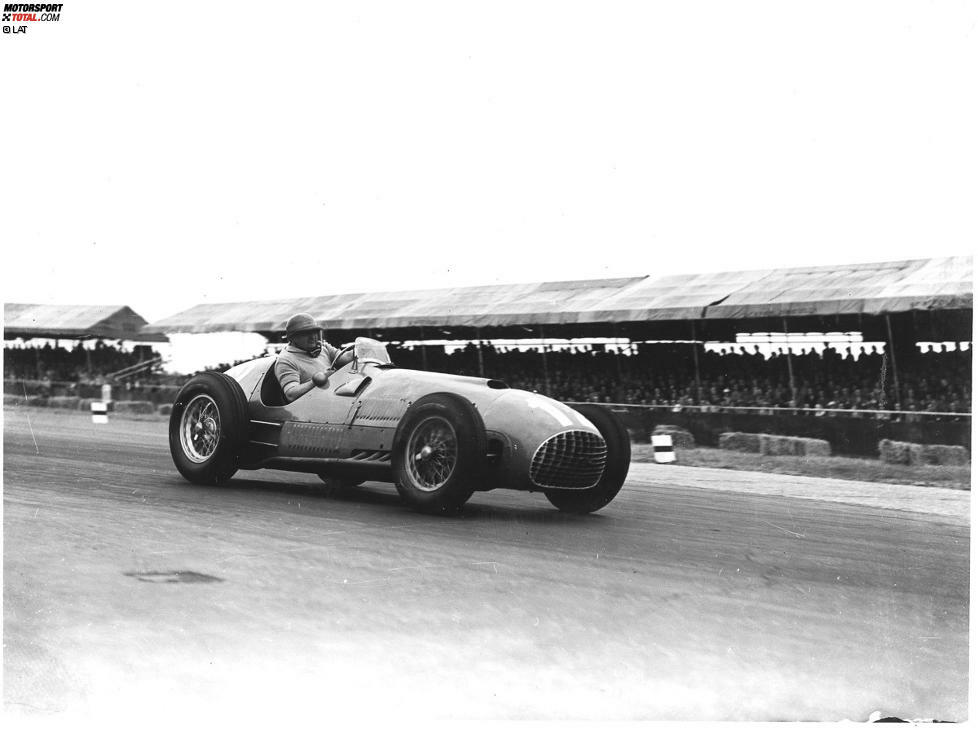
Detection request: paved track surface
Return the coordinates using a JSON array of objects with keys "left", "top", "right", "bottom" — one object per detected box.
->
[{"left": 3, "top": 409, "right": 970, "bottom": 722}]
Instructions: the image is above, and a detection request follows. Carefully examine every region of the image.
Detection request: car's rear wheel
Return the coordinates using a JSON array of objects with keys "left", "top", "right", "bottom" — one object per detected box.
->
[
  {"left": 544, "top": 404, "right": 631, "bottom": 514},
  {"left": 169, "top": 372, "right": 249, "bottom": 485},
  {"left": 393, "top": 393, "right": 486, "bottom": 515}
]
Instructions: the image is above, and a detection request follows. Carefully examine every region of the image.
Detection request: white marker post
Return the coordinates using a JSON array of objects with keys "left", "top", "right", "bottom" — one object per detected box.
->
[
  {"left": 651, "top": 434, "right": 676, "bottom": 463},
  {"left": 91, "top": 401, "right": 108, "bottom": 424}
]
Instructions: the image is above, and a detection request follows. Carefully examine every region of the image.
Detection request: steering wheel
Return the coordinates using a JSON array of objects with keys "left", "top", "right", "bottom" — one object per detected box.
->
[{"left": 332, "top": 342, "right": 356, "bottom": 369}]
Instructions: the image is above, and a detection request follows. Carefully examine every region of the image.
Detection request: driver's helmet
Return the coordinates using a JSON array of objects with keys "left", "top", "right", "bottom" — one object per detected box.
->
[{"left": 285, "top": 313, "right": 321, "bottom": 339}]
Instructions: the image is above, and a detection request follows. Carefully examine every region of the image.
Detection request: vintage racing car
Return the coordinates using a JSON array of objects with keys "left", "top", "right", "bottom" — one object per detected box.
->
[{"left": 168, "top": 338, "right": 630, "bottom": 514}]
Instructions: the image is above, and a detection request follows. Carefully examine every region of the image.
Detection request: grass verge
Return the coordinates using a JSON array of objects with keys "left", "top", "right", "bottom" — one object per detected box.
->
[{"left": 631, "top": 445, "right": 971, "bottom": 491}]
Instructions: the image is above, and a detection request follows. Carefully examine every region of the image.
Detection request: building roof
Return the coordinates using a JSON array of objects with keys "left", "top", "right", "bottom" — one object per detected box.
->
[
  {"left": 702, "top": 256, "right": 973, "bottom": 319},
  {"left": 3, "top": 303, "right": 169, "bottom": 342},
  {"left": 143, "top": 256, "right": 972, "bottom": 337}
]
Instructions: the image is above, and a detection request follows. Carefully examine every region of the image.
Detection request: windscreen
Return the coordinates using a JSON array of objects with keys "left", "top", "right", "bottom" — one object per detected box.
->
[{"left": 354, "top": 337, "right": 392, "bottom": 365}]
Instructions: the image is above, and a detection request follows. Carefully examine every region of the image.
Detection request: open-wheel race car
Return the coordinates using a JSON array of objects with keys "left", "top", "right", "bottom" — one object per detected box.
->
[{"left": 168, "top": 338, "right": 630, "bottom": 515}]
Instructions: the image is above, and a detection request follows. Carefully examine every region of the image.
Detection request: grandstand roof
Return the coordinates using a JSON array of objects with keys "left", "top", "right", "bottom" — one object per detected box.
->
[
  {"left": 3, "top": 303, "right": 169, "bottom": 342},
  {"left": 143, "top": 256, "right": 972, "bottom": 337},
  {"left": 703, "top": 256, "right": 973, "bottom": 319}
]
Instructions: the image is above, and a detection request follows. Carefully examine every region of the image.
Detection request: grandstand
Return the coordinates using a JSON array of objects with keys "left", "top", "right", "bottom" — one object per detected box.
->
[
  {"left": 3, "top": 302, "right": 169, "bottom": 386},
  {"left": 139, "top": 256, "right": 972, "bottom": 456},
  {"left": 5, "top": 258, "right": 971, "bottom": 456}
]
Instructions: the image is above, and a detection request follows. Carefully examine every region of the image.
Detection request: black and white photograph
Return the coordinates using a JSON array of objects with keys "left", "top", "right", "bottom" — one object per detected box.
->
[{"left": 2, "top": 1, "right": 974, "bottom": 724}]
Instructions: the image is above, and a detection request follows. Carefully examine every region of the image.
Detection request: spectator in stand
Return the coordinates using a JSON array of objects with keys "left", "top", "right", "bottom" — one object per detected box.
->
[
  {"left": 3, "top": 341, "right": 163, "bottom": 382},
  {"left": 4, "top": 336, "right": 970, "bottom": 416},
  {"left": 414, "top": 337, "right": 970, "bottom": 416}
]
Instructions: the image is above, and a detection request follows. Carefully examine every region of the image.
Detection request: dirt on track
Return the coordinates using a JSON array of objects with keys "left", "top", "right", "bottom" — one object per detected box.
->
[{"left": 3, "top": 408, "right": 970, "bottom": 722}]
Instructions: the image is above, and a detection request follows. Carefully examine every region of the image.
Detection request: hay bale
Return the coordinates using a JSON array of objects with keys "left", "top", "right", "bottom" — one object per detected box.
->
[
  {"left": 719, "top": 432, "right": 761, "bottom": 453},
  {"left": 908, "top": 443, "right": 970, "bottom": 467},
  {"left": 879, "top": 439, "right": 912, "bottom": 465},
  {"left": 927, "top": 444, "right": 969, "bottom": 466},
  {"left": 652, "top": 425, "right": 696, "bottom": 449},
  {"left": 799, "top": 437, "right": 832, "bottom": 457},
  {"left": 882, "top": 439, "right": 969, "bottom": 466},
  {"left": 24, "top": 395, "right": 48, "bottom": 407},
  {"left": 48, "top": 396, "right": 81, "bottom": 410},
  {"left": 3, "top": 394, "right": 25, "bottom": 407},
  {"left": 767, "top": 435, "right": 832, "bottom": 457},
  {"left": 157, "top": 404, "right": 172, "bottom": 416},
  {"left": 113, "top": 400, "right": 156, "bottom": 415},
  {"left": 721, "top": 432, "right": 833, "bottom": 457},
  {"left": 759, "top": 434, "right": 797, "bottom": 456}
]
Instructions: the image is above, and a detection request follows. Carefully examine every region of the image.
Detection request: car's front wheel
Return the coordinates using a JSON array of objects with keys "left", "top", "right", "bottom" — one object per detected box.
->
[
  {"left": 169, "top": 372, "right": 249, "bottom": 485},
  {"left": 545, "top": 404, "right": 631, "bottom": 514},
  {"left": 393, "top": 393, "right": 487, "bottom": 515}
]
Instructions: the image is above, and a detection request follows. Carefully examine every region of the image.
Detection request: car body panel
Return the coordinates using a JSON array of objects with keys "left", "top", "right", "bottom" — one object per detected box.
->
[{"left": 224, "top": 339, "right": 606, "bottom": 492}]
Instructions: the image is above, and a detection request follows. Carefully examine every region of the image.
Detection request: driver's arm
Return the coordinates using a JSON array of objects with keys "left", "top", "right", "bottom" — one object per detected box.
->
[
  {"left": 276, "top": 359, "right": 318, "bottom": 403},
  {"left": 323, "top": 342, "right": 341, "bottom": 367}
]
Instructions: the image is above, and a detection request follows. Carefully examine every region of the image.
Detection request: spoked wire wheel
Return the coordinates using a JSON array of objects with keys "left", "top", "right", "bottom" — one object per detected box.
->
[
  {"left": 405, "top": 415, "right": 458, "bottom": 492},
  {"left": 168, "top": 371, "right": 248, "bottom": 485},
  {"left": 180, "top": 394, "right": 221, "bottom": 463},
  {"left": 392, "top": 393, "right": 486, "bottom": 514}
]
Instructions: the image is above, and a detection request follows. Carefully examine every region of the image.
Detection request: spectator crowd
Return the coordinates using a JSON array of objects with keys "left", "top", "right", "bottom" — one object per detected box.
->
[
  {"left": 389, "top": 340, "right": 972, "bottom": 415},
  {"left": 5, "top": 338, "right": 972, "bottom": 415},
  {"left": 4, "top": 341, "right": 164, "bottom": 384}
]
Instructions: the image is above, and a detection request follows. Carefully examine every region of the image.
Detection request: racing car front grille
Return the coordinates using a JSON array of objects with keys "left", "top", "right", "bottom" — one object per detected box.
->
[{"left": 530, "top": 430, "right": 607, "bottom": 490}]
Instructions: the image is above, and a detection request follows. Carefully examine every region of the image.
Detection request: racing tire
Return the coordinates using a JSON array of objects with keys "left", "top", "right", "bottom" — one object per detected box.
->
[
  {"left": 393, "top": 393, "right": 487, "bottom": 515},
  {"left": 169, "top": 372, "right": 249, "bottom": 485},
  {"left": 544, "top": 404, "right": 631, "bottom": 515}
]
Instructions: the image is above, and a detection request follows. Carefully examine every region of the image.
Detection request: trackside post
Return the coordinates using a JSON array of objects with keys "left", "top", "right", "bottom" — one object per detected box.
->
[
  {"left": 91, "top": 401, "right": 108, "bottom": 424},
  {"left": 651, "top": 434, "right": 675, "bottom": 463}
]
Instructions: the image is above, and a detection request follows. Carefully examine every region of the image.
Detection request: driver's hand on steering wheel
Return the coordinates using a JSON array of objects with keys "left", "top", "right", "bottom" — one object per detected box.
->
[{"left": 333, "top": 346, "right": 355, "bottom": 369}]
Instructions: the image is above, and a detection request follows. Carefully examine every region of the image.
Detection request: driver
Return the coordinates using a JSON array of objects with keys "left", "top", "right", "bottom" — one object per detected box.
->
[{"left": 275, "top": 313, "right": 340, "bottom": 403}]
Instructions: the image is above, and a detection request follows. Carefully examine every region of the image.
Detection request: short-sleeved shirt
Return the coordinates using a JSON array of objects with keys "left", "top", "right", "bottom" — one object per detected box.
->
[{"left": 275, "top": 343, "right": 339, "bottom": 402}]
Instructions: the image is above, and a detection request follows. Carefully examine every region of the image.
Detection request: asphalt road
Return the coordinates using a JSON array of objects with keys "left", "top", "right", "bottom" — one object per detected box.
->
[{"left": 3, "top": 408, "right": 970, "bottom": 722}]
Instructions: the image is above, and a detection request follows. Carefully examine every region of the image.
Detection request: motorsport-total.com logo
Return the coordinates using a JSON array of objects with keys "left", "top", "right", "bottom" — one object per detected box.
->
[{"left": 3, "top": 3, "right": 63, "bottom": 35}]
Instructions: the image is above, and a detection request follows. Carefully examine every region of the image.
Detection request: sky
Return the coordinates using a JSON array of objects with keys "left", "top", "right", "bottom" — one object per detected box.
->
[{"left": 2, "top": 1, "right": 976, "bottom": 328}]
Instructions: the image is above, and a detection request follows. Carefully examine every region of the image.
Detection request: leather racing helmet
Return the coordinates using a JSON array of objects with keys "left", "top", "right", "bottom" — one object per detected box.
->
[{"left": 285, "top": 313, "right": 321, "bottom": 338}]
